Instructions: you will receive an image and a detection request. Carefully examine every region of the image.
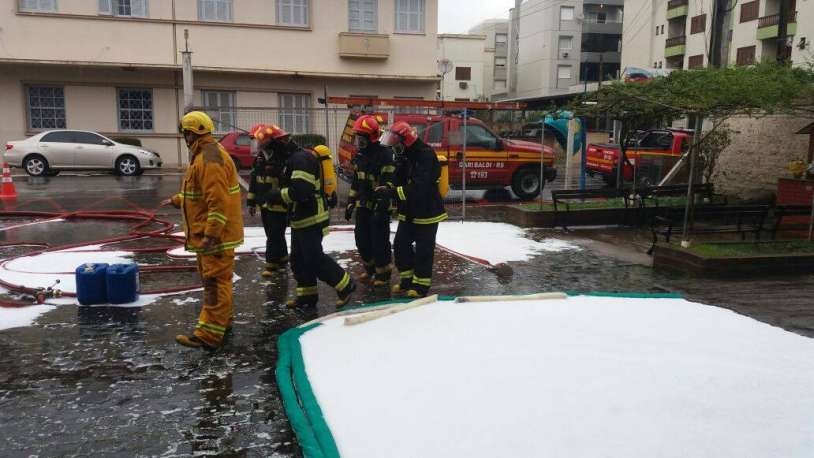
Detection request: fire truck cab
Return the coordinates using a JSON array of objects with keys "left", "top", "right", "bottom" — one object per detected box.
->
[{"left": 338, "top": 111, "right": 557, "bottom": 200}]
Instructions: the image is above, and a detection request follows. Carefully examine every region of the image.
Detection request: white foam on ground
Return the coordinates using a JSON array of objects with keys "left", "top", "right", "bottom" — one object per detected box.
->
[
  {"left": 2, "top": 251, "right": 134, "bottom": 293},
  {"left": 299, "top": 296, "right": 814, "bottom": 458},
  {"left": 0, "top": 286, "right": 55, "bottom": 331},
  {"left": 434, "top": 221, "right": 579, "bottom": 264}
]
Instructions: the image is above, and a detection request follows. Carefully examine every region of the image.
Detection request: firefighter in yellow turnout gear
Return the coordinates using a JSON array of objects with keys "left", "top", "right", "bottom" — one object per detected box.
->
[
  {"left": 163, "top": 111, "right": 244, "bottom": 350},
  {"left": 261, "top": 125, "right": 356, "bottom": 308}
]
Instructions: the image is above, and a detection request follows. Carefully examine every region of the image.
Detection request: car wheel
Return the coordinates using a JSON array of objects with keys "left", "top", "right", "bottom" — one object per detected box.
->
[
  {"left": 116, "top": 155, "right": 141, "bottom": 176},
  {"left": 511, "top": 167, "right": 542, "bottom": 201},
  {"left": 23, "top": 154, "right": 49, "bottom": 177}
]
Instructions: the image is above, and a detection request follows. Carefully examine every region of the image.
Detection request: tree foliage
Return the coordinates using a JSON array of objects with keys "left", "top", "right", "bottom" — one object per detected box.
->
[{"left": 569, "top": 63, "right": 814, "bottom": 186}]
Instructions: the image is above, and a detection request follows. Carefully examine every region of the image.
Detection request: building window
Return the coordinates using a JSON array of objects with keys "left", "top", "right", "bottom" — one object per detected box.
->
[
  {"left": 586, "top": 11, "right": 607, "bottom": 23},
  {"left": 279, "top": 93, "right": 310, "bottom": 134},
  {"left": 494, "top": 80, "right": 507, "bottom": 91},
  {"left": 688, "top": 54, "right": 704, "bottom": 69},
  {"left": 349, "top": 0, "right": 377, "bottom": 32},
  {"left": 202, "top": 91, "right": 236, "bottom": 134},
  {"left": 740, "top": 0, "right": 758, "bottom": 23},
  {"left": 395, "top": 0, "right": 424, "bottom": 33},
  {"left": 19, "top": 0, "right": 57, "bottom": 12},
  {"left": 655, "top": 25, "right": 660, "bottom": 35},
  {"left": 736, "top": 45, "right": 756, "bottom": 65},
  {"left": 455, "top": 66, "right": 471, "bottom": 81},
  {"left": 690, "top": 14, "right": 706, "bottom": 34},
  {"left": 117, "top": 88, "right": 153, "bottom": 131},
  {"left": 660, "top": 25, "right": 664, "bottom": 34},
  {"left": 558, "top": 35, "right": 573, "bottom": 50},
  {"left": 495, "top": 33, "right": 508, "bottom": 46},
  {"left": 278, "top": 0, "right": 309, "bottom": 26},
  {"left": 99, "top": 0, "right": 148, "bottom": 17},
  {"left": 27, "top": 86, "right": 66, "bottom": 130},
  {"left": 494, "top": 57, "right": 507, "bottom": 67},
  {"left": 198, "top": 0, "right": 232, "bottom": 22},
  {"left": 560, "top": 6, "right": 574, "bottom": 21},
  {"left": 557, "top": 65, "right": 572, "bottom": 79}
]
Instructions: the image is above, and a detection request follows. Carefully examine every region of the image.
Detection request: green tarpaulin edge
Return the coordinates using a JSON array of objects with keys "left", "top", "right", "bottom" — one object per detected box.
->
[{"left": 276, "top": 291, "right": 683, "bottom": 457}]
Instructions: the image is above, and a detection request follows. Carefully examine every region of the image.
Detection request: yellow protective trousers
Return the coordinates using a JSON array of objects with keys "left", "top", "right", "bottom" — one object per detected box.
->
[{"left": 193, "top": 250, "right": 235, "bottom": 347}]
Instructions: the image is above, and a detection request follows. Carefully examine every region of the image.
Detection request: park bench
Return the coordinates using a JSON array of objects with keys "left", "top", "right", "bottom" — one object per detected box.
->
[
  {"left": 638, "top": 183, "right": 727, "bottom": 209},
  {"left": 769, "top": 204, "right": 813, "bottom": 239},
  {"left": 648, "top": 205, "right": 770, "bottom": 254},
  {"left": 551, "top": 188, "right": 635, "bottom": 230}
]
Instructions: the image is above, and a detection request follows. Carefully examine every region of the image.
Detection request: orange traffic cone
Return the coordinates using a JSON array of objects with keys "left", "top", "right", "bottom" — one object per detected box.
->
[{"left": 1, "top": 162, "right": 18, "bottom": 200}]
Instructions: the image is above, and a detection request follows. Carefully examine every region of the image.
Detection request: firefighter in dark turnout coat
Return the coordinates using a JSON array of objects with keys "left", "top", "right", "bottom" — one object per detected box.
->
[
  {"left": 248, "top": 124, "right": 288, "bottom": 277},
  {"left": 263, "top": 125, "right": 356, "bottom": 308},
  {"left": 379, "top": 121, "right": 447, "bottom": 298},
  {"left": 345, "top": 115, "right": 395, "bottom": 286}
]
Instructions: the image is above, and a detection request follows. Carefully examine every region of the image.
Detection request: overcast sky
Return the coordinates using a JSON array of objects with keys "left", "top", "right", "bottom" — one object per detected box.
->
[{"left": 438, "top": 0, "right": 516, "bottom": 33}]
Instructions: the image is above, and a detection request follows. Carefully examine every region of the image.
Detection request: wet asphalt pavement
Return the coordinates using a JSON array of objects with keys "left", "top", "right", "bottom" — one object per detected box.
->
[{"left": 1, "top": 173, "right": 813, "bottom": 457}]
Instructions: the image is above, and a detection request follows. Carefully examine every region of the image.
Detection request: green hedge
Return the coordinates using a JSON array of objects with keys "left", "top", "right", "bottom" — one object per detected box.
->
[
  {"left": 110, "top": 136, "right": 142, "bottom": 147},
  {"left": 292, "top": 134, "right": 327, "bottom": 149}
]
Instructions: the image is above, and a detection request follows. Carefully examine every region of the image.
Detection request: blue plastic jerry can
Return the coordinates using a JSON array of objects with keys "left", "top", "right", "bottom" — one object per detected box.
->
[
  {"left": 106, "top": 263, "right": 140, "bottom": 304},
  {"left": 75, "top": 263, "right": 109, "bottom": 306}
]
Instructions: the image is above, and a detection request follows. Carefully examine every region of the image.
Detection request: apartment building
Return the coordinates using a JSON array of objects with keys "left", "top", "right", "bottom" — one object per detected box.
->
[
  {"left": 437, "top": 34, "right": 487, "bottom": 101},
  {"left": 509, "top": 0, "right": 624, "bottom": 101},
  {"left": 468, "top": 19, "right": 509, "bottom": 100},
  {"left": 622, "top": 0, "right": 812, "bottom": 70},
  {"left": 0, "top": 0, "right": 439, "bottom": 166}
]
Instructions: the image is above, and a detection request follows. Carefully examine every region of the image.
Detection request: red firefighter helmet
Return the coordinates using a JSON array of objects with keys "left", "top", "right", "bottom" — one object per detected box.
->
[
  {"left": 352, "top": 115, "right": 381, "bottom": 142},
  {"left": 381, "top": 121, "right": 418, "bottom": 147},
  {"left": 250, "top": 123, "right": 290, "bottom": 146}
]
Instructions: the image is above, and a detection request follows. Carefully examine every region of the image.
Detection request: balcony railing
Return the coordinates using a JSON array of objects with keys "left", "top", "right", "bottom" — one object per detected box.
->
[
  {"left": 758, "top": 12, "right": 797, "bottom": 28},
  {"left": 665, "top": 35, "right": 687, "bottom": 47},
  {"left": 667, "top": 0, "right": 688, "bottom": 9}
]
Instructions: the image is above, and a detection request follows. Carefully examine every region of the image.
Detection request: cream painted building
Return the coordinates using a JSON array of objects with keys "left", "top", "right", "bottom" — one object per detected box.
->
[
  {"left": 0, "top": 0, "right": 439, "bottom": 166},
  {"left": 437, "top": 33, "right": 487, "bottom": 101},
  {"left": 622, "top": 0, "right": 813, "bottom": 71}
]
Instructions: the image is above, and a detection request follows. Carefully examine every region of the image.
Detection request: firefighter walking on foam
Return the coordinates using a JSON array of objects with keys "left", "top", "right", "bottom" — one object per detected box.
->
[
  {"left": 345, "top": 115, "right": 396, "bottom": 287},
  {"left": 247, "top": 124, "right": 289, "bottom": 277},
  {"left": 163, "top": 111, "right": 244, "bottom": 350},
  {"left": 378, "top": 121, "right": 447, "bottom": 298},
  {"left": 261, "top": 125, "right": 356, "bottom": 308}
]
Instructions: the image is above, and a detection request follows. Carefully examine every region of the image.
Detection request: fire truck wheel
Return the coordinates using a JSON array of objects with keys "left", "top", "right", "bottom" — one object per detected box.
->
[{"left": 511, "top": 167, "right": 542, "bottom": 201}]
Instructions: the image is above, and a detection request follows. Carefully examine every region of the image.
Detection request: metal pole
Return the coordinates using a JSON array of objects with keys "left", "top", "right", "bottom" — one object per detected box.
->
[
  {"left": 579, "top": 117, "right": 586, "bottom": 191},
  {"left": 539, "top": 114, "right": 546, "bottom": 210},
  {"left": 777, "top": 0, "right": 789, "bottom": 63},
  {"left": 808, "top": 191, "right": 814, "bottom": 242},
  {"left": 323, "top": 84, "right": 330, "bottom": 149},
  {"left": 181, "top": 29, "right": 194, "bottom": 114},
  {"left": 681, "top": 115, "right": 703, "bottom": 245},
  {"left": 462, "top": 110, "right": 468, "bottom": 221}
]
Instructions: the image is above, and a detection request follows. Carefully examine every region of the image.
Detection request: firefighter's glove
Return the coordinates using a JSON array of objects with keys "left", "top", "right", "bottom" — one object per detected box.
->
[
  {"left": 344, "top": 201, "right": 355, "bottom": 222},
  {"left": 266, "top": 189, "right": 283, "bottom": 207},
  {"left": 374, "top": 186, "right": 395, "bottom": 198},
  {"left": 374, "top": 196, "right": 390, "bottom": 214},
  {"left": 248, "top": 205, "right": 257, "bottom": 217},
  {"left": 327, "top": 191, "right": 338, "bottom": 209}
]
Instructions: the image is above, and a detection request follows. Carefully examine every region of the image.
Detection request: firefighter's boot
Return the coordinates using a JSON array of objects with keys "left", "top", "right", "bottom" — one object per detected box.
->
[
  {"left": 335, "top": 278, "right": 357, "bottom": 308},
  {"left": 359, "top": 261, "right": 375, "bottom": 281},
  {"left": 373, "top": 265, "right": 392, "bottom": 287},
  {"left": 392, "top": 271, "right": 413, "bottom": 296},
  {"left": 286, "top": 284, "right": 318, "bottom": 309},
  {"left": 175, "top": 334, "right": 217, "bottom": 351},
  {"left": 262, "top": 257, "right": 289, "bottom": 277}
]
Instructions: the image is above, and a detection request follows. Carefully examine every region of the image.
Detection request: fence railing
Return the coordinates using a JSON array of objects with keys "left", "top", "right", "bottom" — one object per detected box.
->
[
  {"left": 758, "top": 12, "right": 797, "bottom": 28},
  {"left": 665, "top": 35, "right": 687, "bottom": 47},
  {"left": 667, "top": 0, "right": 688, "bottom": 9}
]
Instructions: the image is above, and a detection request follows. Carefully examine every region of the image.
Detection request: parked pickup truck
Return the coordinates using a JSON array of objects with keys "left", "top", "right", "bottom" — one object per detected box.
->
[
  {"left": 218, "top": 131, "right": 255, "bottom": 170},
  {"left": 338, "top": 113, "right": 557, "bottom": 200},
  {"left": 585, "top": 128, "right": 692, "bottom": 186}
]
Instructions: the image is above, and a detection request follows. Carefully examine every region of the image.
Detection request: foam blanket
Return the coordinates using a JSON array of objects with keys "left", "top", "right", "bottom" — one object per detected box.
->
[{"left": 276, "top": 294, "right": 814, "bottom": 458}]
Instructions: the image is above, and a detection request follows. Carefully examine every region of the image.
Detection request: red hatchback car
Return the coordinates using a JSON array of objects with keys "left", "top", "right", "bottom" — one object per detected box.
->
[{"left": 219, "top": 131, "right": 255, "bottom": 169}]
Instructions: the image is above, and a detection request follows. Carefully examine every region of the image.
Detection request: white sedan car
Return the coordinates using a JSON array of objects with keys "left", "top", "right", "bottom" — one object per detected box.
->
[{"left": 4, "top": 130, "right": 162, "bottom": 176}]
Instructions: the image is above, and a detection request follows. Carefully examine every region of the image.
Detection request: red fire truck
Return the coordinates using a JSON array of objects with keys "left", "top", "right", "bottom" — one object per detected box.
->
[{"left": 332, "top": 97, "right": 557, "bottom": 200}]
